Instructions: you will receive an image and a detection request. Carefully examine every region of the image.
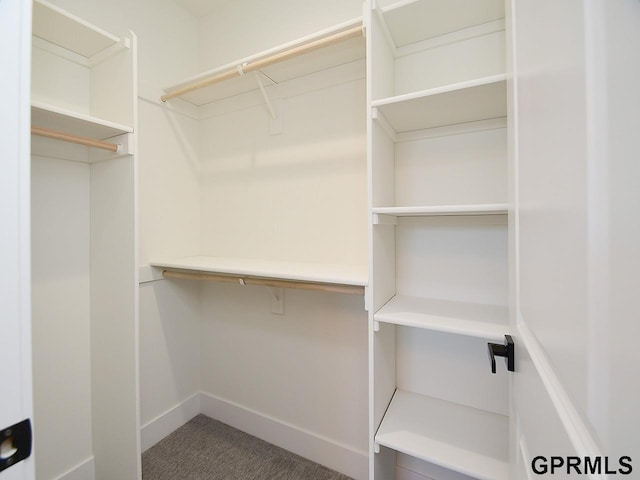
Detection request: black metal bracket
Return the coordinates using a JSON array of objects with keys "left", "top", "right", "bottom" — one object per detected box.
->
[
  {"left": 0, "top": 419, "right": 32, "bottom": 472},
  {"left": 488, "top": 335, "right": 515, "bottom": 374}
]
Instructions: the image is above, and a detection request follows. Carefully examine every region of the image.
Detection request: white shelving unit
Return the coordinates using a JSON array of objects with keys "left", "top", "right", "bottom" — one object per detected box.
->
[
  {"left": 375, "top": 390, "right": 509, "bottom": 480},
  {"left": 31, "top": 0, "right": 134, "bottom": 141},
  {"left": 30, "top": 2, "right": 139, "bottom": 479},
  {"left": 368, "top": 0, "right": 510, "bottom": 478}
]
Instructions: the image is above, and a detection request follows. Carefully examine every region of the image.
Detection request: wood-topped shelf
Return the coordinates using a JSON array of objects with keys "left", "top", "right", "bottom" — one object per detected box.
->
[
  {"left": 376, "top": 389, "right": 509, "bottom": 480},
  {"left": 374, "top": 295, "right": 508, "bottom": 341},
  {"left": 150, "top": 256, "right": 367, "bottom": 295}
]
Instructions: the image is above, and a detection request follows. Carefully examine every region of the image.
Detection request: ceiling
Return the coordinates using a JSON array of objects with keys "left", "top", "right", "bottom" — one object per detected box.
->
[{"left": 173, "top": 0, "right": 234, "bottom": 17}]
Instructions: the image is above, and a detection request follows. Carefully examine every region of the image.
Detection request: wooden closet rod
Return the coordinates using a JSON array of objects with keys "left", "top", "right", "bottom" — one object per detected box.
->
[
  {"left": 160, "top": 24, "right": 364, "bottom": 102},
  {"left": 162, "top": 269, "right": 365, "bottom": 295},
  {"left": 31, "top": 126, "right": 120, "bottom": 152}
]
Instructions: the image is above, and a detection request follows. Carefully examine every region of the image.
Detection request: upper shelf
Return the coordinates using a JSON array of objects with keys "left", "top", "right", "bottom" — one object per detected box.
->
[
  {"left": 32, "top": 0, "right": 120, "bottom": 58},
  {"left": 31, "top": 102, "right": 133, "bottom": 140},
  {"left": 372, "top": 75, "right": 507, "bottom": 133},
  {"left": 161, "top": 18, "right": 365, "bottom": 106},
  {"left": 376, "top": 389, "right": 509, "bottom": 480},
  {"left": 150, "top": 256, "right": 368, "bottom": 294},
  {"left": 376, "top": 0, "right": 505, "bottom": 48}
]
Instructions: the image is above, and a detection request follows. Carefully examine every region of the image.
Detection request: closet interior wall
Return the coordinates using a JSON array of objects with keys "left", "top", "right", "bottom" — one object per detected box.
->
[{"left": 151, "top": 2, "right": 370, "bottom": 478}]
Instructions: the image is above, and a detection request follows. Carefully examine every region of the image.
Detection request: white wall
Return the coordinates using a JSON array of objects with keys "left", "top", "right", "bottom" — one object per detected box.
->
[
  {"left": 198, "top": 0, "right": 363, "bottom": 69},
  {"left": 193, "top": 2, "right": 370, "bottom": 477},
  {"left": 31, "top": 156, "right": 93, "bottom": 479}
]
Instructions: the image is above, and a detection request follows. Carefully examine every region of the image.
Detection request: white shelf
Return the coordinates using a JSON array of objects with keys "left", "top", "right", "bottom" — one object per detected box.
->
[
  {"left": 374, "top": 295, "right": 508, "bottom": 341},
  {"left": 150, "top": 256, "right": 368, "bottom": 287},
  {"left": 376, "top": 389, "right": 509, "bottom": 480},
  {"left": 31, "top": 102, "right": 133, "bottom": 140},
  {"left": 32, "top": 0, "right": 120, "bottom": 58},
  {"left": 162, "top": 18, "right": 365, "bottom": 106},
  {"left": 378, "top": 0, "right": 505, "bottom": 48},
  {"left": 372, "top": 75, "right": 507, "bottom": 133},
  {"left": 373, "top": 203, "right": 508, "bottom": 218}
]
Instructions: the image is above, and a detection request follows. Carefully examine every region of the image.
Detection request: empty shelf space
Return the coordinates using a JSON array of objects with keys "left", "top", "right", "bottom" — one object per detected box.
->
[
  {"left": 32, "top": 102, "right": 133, "bottom": 140},
  {"left": 373, "top": 203, "right": 508, "bottom": 219},
  {"left": 32, "top": 0, "right": 120, "bottom": 58},
  {"left": 376, "top": 0, "right": 505, "bottom": 48},
  {"left": 162, "top": 19, "right": 365, "bottom": 105},
  {"left": 150, "top": 256, "right": 367, "bottom": 294},
  {"left": 372, "top": 75, "right": 506, "bottom": 133},
  {"left": 376, "top": 389, "right": 509, "bottom": 480},
  {"left": 374, "top": 295, "right": 508, "bottom": 341}
]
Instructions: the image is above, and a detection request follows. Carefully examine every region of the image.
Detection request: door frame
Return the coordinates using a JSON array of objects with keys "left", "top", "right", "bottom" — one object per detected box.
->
[{"left": 0, "top": 0, "right": 34, "bottom": 478}]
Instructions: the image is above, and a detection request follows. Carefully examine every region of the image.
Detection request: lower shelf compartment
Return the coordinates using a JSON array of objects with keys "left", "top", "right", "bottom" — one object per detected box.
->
[{"left": 375, "top": 389, "right": 509, "bottom": 480}]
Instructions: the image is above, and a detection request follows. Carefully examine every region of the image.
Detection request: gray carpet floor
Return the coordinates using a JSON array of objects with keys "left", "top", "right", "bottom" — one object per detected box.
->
[{"left": 142, "top": 415, "right": 353, "bottom": 480}]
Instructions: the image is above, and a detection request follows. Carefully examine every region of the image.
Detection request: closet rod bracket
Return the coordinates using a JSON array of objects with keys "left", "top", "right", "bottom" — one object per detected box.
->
[{"left": 268, "top": 287, "right": 285, "bottom": 315}]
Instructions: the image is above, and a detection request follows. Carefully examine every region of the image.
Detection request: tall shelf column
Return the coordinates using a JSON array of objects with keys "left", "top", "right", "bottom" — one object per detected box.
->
[{"left": 367, "top": 1, "right": 511, "bottom": 479}]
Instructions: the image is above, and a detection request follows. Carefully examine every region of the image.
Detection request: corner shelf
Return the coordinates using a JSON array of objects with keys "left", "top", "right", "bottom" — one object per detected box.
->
[
  {"left": 32, "top": 102, "right": 133, "bottom": 140},
  {"left": 33, "top": 0, "right": 120, "bottom": 58},
  {"left": 372, "top": 75, "right": 507, "bottom": 133},
  {"left": 161, "top": 18, "right": 365, "bottom": 106},
  {"left": 150, "top": 256, "right": 367, "bottom": 294},
  {"left": 372, "top": 203, "right": 508, "bottom": 219},
  {"left": 374, "top": 295, "right": 508, "bottom": 341},
  {"left": 376, "top": 389, "right": 509, "bottom": 480}
]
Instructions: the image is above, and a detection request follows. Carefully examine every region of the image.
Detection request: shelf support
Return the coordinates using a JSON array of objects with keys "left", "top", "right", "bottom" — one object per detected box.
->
[
  {"left": 268, "top": 287, "right": 285, "bottom": 315},
  {"left": 255, "top": 72, "right": 277, "bottom": 120}
]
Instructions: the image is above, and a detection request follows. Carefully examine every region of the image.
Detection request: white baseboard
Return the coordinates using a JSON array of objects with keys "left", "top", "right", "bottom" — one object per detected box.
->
[
  {"left": 200, "top": 391, "right": 369, "bottom": 480},
  {"left": 140, "top": 393, "right": 201, "bottom": 452},
  {"left": 54, "top": 456, "right": 95, "bottom": 480}
]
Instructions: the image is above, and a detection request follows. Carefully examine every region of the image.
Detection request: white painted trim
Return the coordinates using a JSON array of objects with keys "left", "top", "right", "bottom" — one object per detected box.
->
[
  {"left": 516, "top": 321, "right": 605, "bottom": 480},
  {"left": 140, "top": 393, "right": 201, "bottom": 452},
  {"left": 518, "top": 436, "right": 534, "bottom": 480},
  {"left": 200, "top": 391, "right": 369, "bottom": 480},
  {"left": 53, "top": 456, "right": 95, "bottom": 480}
]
